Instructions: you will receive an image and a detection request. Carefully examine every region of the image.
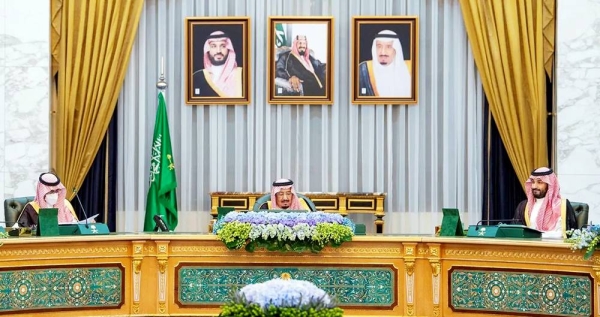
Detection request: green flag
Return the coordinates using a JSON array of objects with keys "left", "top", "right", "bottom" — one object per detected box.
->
[
  {"left": 144, "top": 91, "right": 178, "bottom": 231},
  {"left": 275, "top": 23, "right": 286, "bottom": 47}
]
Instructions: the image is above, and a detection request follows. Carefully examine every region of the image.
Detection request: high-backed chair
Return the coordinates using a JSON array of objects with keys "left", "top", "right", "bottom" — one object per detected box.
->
[
  {"left": 4, "top": 196, "right": 34, "bottom": 227},
  {"left": 253, "top": 193, "right": 317, "bottom": 212},
  {"left": 571, "top": 201, "right": 589, "bottom": 229}
]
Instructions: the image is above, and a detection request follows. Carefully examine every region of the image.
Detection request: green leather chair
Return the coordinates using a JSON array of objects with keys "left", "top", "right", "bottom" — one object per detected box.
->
[
  {"left": 4, "top": 196, "right": 34, "bottom": 227},
  {"left": 571, "top": 201, "right": 589, "bottom": 229},
  {"left": 253, "top": 193, "right": 317, "bottom": 211}
]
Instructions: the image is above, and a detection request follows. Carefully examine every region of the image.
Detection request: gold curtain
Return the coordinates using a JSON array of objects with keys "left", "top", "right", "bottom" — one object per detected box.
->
[
  {"left": 542, "top": 0, "right": 555, "bottom": 80},
  {"left": 459, "top": 0, "right": 548, "bottom": 187},
  {"left": 51, "top": 0, "right": 144, "bottom": 197}
]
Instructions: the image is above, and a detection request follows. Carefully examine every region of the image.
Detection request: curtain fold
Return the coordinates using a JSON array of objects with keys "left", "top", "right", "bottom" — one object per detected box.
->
[
  {"left": 52, "top": 0, "right": 144, "bottom": 198},
  {"left": 542, "top": 0, "right": 555, "bottom": 80},
  {"left": 51, "top": 0, "right": 62, "bottom": 76},
  {"left": 459, "top": 0, "right": 548, "bottom": 188}
]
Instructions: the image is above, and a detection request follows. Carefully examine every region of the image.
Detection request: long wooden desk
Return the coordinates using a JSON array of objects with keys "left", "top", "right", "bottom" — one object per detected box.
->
[{"left": 0, "top": 234, "right": 596, "bottom": 317}]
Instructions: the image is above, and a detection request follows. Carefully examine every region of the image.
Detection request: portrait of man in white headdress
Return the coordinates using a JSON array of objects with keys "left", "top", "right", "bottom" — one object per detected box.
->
[
  {"left": 358, "top": 30, "right": 411, "bottom": 97},
  {"left": 268, "top": 17, "right": 334, "bottom": 104},
  {"left": 185, "top": 18, "right": 250, "bottom": 104},
  {"left": 353, "top": 18, "right": 418, "bottom": 104}
]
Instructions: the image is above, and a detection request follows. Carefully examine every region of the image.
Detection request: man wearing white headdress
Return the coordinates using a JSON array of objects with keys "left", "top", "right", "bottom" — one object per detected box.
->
[{"left": 358, "top": 30, "right": 412, "bottom": 97}]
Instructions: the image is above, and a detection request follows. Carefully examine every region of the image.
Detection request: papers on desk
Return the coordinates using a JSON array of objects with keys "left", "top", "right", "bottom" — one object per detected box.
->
[{"left": 59, "top": 214, "right": 99, "bottom": 225}]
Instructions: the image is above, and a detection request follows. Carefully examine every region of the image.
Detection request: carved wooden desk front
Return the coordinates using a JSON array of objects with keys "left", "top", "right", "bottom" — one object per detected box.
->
[{"left": 0, "top": 235, "right": 595, "bottom": 317}]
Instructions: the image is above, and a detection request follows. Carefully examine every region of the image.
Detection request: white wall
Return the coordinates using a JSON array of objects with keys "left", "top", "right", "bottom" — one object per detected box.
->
[
  {"left": 556, "top": 0, "right": 600, "bottom": 224},
  {"left": 0, "top": 0, "right": 50, "bottom": 219}
]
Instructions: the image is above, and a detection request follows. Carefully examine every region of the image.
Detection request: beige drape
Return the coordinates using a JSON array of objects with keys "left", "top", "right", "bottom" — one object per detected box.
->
[
  {"left": 459, "top": 0, "right": 549, "bottom": 186},
  {"left": 50, "top": 0, "right": 144, "bottom": 197}
]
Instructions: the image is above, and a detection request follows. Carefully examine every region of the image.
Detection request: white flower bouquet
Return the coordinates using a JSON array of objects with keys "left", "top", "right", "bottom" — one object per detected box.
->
[{"left": 218, "top": 274, "right": 343, "bottom": 317}]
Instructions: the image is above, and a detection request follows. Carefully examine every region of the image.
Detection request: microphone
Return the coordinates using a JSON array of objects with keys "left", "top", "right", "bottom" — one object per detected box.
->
[
  {"left": 73, "top": 188, "right": 89, "bottom": 228},
  {"left": 475, "top": 219, "right": 523, "bottom": 230},
  {"left": 14, "top": 207, "right": 28, "bottom": 228},
  {"left": 153, "top": 215, "right": 171, "bottom": 232}
]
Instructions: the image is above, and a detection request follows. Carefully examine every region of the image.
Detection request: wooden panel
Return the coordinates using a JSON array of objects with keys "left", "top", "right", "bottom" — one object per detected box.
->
[{"left": 0, "top": 234, "right": 595, "bottom": 317}]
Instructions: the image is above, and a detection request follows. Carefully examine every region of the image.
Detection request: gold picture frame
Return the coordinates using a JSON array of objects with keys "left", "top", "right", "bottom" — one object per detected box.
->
[
  {"left": 352, "top": 16, "right": 419, "bottom": 105},
  {"left": 267, "top": 16, "right": 334, "bottom": 105},
  {"left": 185, "top": 17, "right": 251, "bottom": 105}
]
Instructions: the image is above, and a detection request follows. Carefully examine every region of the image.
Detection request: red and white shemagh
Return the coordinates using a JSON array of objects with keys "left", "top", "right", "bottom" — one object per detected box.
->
[
  {"left": 525, "top": 168, "right": 562, "bottom": 231},
  {"left": 203, "top": 33, "right": 238, "bottom": 96},
  {"left": 270, "top": 180, "right": 302, "bottom": 210},
  {"left": 35, "top": 174, "right": 74, "bottom": 223}
]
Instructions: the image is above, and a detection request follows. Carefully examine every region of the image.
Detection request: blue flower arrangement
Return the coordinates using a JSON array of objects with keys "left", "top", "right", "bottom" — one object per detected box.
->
[
  {"left": 566, "top": 225, "right": 600, "bottom": 260},
  {"left": 219, "top": 274, "right": 344, "bottom": 317},
  {"left": 212, "top": 211, "right": 355, "bottom": 253}
]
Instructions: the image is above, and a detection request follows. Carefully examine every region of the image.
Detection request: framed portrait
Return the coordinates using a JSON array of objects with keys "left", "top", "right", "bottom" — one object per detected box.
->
[
  {"left": 267, "top": 16, "right": 334, "bottom": 105},
  {"left": 185, "top": 17, "right": 250, "bottom": 105},
  {"left": 352, "top": 16, "right": 419, "bottom": 104}
]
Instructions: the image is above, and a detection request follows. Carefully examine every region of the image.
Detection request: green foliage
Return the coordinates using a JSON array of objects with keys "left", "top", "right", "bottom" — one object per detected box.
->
[
  {"left": 217, "top": 221, "right": 353, "bottom": 253},
  {"left": 218, "top": 302, "right": 344, "bottom": 317},
  {"left": 217, "top": 222, "right": 252, "bottom": 250}
]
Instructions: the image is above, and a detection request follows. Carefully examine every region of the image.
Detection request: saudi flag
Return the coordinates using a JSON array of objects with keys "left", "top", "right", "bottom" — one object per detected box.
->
[
  {"left": 275, "top": 23, "right": 286, "bottom": 47},
  {"left": 144, "top": 91, "right": 178, "bottom": 231}
]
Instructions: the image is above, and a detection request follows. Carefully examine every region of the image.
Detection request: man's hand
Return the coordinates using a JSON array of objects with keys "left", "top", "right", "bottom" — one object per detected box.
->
[{"left": 289, "top": 76, "right": 303, "bottom": 92}]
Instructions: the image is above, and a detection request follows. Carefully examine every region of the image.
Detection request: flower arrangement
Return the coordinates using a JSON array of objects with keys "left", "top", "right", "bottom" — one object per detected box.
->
[
  {"left": 212, "top": 211, "right": 355, "bottom": 253},
  {"left": 565, "top": 225, "right": 600, "bottom": 260},
  {"left": 219, "top": 273, "right": 344, "bottom": 317}
]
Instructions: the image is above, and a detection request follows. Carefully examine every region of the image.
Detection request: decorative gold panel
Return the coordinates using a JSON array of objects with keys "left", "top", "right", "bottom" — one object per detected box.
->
[
  {"left": 220, "top": 198, "right": 248, "bottom": 209},
  {"left": 347, "top": 198, "right": 375, "bottom": 210},
  {"left": 311, "top": 198, "right": 338, "bottom": 210}
]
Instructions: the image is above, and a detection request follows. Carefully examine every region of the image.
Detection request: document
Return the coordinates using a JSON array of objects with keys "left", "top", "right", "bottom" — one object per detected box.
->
[
  {"left": 59, "top": 214, "right": 99, "bottom": 225},
  {"left": 78, "top": 214, "right": 99, "bottom": 224}
]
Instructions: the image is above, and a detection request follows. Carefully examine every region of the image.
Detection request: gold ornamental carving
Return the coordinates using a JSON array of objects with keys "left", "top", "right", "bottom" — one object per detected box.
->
[
  {"left": 158, "top": 245, "right": 168, "bottom": 254},
  {"left": 0, "top": 246, "right": 128, "bottom": 256},
  {"left": 418, "top": 247, "right": 429, "bottom": 255},
  {"left": 433, "top": 306, "right": 440, "bottom": 317},
  {"left": 132, "top": 302, "right": 140, "bottom": 314},
  {"left": 406, "top": 305, "right": 414, "bottom": 316},
  {"left": 170, "top": 245, "right": 402, "bottom": 255},
  {"left": 405, "top": 261, "right": 415, "bottom": 276},
  {"left": 404, "top": 246, "right": 415, "bottom": 256},
  {"left": 133, "top": 259, "right": 142, "bottom": 274},
  {"left": 430, "top": 262, "right": 440, "bottom": 277},
  {"left": 134, "top": 245, "right": 142, "bottom": 254},
  {"left": 445, "top": 249, "right": 586, "bottom": 262},
  {"left": 428, "top": 244, "right": 440, "bottom": 257},
  {"left": 159, "top": 302, "right": 166, "bottom": 314},
  {"left": 158, "top": 259, "right": 168, "bottom": 273},
  {"left": 171, "top": 246, "right": 232, "bottom": 253},
  {"left": 593, "top": 267, "right": 600, "bottom": 281}
]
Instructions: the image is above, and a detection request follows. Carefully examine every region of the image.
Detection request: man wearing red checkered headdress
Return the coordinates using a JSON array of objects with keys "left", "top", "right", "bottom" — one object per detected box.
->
[
  {"left": 15, "top": 172, "right": 78, "bottom": 228},
  {"left": 192, "top": 31, "right": 243, "bottom": 98},
  {"left": 259, "top": 179, "right": 312, "bottom": 211},
  {"left": 513, "top": 167, "right": 576, "bottom": 238}
]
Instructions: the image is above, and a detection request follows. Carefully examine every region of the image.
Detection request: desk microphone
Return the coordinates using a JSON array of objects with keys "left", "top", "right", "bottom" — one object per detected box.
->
[
  {"left": 475, "top": 219, "right": 522, "bottom": 230},
  {"left": 73, "top": 188, "right": 89, "bottom": 228},
  {"left": 153, "top": 215, "right": 171, "bottom": 232},
  {"left": 14, "top": 208, "right": 28, "bottom": 228}
]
